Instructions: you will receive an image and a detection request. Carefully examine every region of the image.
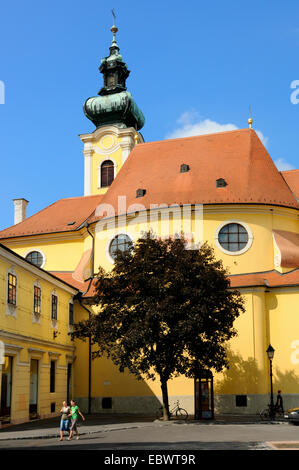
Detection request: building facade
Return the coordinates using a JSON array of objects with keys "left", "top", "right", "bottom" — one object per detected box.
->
[
  {"left": 1, "top": 20, "right": 299, "bottom": 420},
  {"left": 0, "top": 244, "right": 80, "bottom": 424}
]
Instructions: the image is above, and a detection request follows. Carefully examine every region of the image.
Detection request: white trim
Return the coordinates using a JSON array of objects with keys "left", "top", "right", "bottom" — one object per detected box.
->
[
  {"left": 214, "top": 220, "right": 253, "bottom": 256},
  {"left": 0, "top": 331, "right": 75, "bottom": 352},
  {"left": 24, "top": 249, "right": 46, "bottom": 269},
  {"left": 97, "top": 158, "right": 117, "bottom": 189},
  {"left": 83, "top": 143, "right": 93, "bottom": 196}
]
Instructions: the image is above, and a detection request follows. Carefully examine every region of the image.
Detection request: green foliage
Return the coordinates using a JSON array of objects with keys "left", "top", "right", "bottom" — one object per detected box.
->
[{"left": 73, "top": 234, "right": 245, "bottom": 387}]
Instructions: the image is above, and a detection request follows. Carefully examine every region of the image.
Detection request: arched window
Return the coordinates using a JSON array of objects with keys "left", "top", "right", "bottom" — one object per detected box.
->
[{"left": 101, "top": 160, "right": 114, "bottom": 187}]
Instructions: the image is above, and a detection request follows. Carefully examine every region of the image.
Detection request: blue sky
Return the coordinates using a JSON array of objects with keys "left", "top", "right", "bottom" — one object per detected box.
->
[{"left": 0, "top": 0, "right": 299, "bottom": 229}]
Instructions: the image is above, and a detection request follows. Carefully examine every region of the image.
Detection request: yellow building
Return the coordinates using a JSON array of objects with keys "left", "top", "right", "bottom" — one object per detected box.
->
[
  {"left": 1, "top": 19, "right": 299, "bottom": 420},
  {"left": 0, "top": 243, "right": 79, "bottom": 424}
]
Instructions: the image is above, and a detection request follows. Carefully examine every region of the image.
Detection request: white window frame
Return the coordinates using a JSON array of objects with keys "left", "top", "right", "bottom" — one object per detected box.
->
[
  {"left": 24, "top": 249, "right": 46, "bottom": 269},
  {"left": 51, "top": 289, "right": 58, "bottom": 329},
  {"left": 97, "top": 158, "right": 117, "bottom": 189},
  {"left": 214, "top": 220, "right": 253, "bottom": 256},
  {"left": 6, "top": 267, "right": 17, "bottom": 317},
  {"left": 32, "top": 280, "right": 42, "bottom": 324},
  {"left": 68, "top": 299, "right": 74, "bottom": 333}
]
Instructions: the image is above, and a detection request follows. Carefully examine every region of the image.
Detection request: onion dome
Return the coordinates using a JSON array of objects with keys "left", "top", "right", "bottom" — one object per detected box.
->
[{"left": 83, "top": 13, "right": 145, "bottom": 130}]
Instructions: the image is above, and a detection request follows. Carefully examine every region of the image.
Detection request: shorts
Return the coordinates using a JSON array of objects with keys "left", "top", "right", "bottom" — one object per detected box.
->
[
  {"left": 70, "top": 419, "right": 78, "bottom": 431},
  {"left": 60, "top": 419, "right": 70, "bottom": 431}
]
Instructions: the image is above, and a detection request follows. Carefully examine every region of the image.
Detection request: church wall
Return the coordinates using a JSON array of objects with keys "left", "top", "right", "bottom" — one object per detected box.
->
[
  {"left": 72, "top": 290, "right": 272, "bottom": 416},
  {"left": 4, "top": 236, "right": 85, "bottom": 273}
]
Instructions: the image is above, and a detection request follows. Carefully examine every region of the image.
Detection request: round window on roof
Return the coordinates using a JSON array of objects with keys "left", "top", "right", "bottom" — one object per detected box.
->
[
  {"left": 109, "top": 234, "right": 132, "bottom": 261},
  {"left": 217, "top": 223, "right": 251, "bottom": 254},
  {"left": 25, "top": 251, "right": 44, "bottom": 268}
]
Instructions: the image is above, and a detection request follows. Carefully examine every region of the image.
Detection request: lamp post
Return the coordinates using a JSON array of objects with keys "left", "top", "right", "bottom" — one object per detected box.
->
[{"left": 266, "top": 344, "right": 275, "bottom": 420}]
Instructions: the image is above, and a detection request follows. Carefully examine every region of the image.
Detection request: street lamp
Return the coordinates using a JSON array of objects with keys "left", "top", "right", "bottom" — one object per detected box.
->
[{"left": 266, "top": 344, "right": 275, "bottom": 420}]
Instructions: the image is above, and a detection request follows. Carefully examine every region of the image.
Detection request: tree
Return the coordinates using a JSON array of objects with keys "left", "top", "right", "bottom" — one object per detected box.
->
[{"left": 72, "top": 233, "right": 245, "bottom": 420}]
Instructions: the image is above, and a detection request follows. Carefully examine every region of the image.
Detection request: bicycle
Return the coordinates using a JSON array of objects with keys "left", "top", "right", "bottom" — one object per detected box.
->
[
  {"left": 259, "top": 404, "right": 284, "bottom": 421},
  {"left": 156, "top": 400, "right": 188, "bottom": 420}
]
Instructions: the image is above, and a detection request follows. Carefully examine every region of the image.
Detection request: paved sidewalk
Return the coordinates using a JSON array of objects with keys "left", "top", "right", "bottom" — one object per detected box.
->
[{"left": 0, "top": 413, "right": 288, "bottom": 441}]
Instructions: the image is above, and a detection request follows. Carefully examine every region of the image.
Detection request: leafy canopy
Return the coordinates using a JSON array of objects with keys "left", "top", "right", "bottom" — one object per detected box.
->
[{"left": 73, "top": 234, "right": 245, "bottom": 384}]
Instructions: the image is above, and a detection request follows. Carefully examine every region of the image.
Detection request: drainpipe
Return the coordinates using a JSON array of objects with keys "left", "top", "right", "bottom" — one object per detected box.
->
[
  {"left": 75, "top": 295, "right": 93, "bottom": 415},
  {"left": 84, "top": 222, "right": 95, "bottom": 276},
  {"left": 75, "top": 222, "right": 95, "bottom": 415}
]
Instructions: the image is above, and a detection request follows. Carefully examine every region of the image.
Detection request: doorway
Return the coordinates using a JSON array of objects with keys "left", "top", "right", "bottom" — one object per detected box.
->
[
  {"left": 194, "top": 369, "right": 214, "bottom": 420},
  {"left": 0, "top": 356, "right": 13, "bottom": 423},
  {"left": 29, "top": 359, "right": 39, "bottom": 419}
]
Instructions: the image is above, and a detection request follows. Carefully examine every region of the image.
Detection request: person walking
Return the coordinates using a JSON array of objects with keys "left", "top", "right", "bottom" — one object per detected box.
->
[
  {"left": 68, "top": 399, "right": 85, "bottom": 440},
  {"left": 59, "top": 401, "right": 71, "bottom": 441},
  {"left": 275, "top": 390, "right": 284, "bottom": 413}
]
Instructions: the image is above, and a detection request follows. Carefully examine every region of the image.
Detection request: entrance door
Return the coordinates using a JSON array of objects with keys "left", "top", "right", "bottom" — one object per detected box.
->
[
  {"left": 0, "top": 356, "right": 13, "bottom": 423},
  {"left": 194, "top": 370, "right": 214, "bottom": 420},
  {"left": 29, "top": 359, "right": 38, "bottom": 419}
]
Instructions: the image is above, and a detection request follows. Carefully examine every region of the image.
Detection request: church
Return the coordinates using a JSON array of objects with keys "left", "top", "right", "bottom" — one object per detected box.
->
[{"left": 1, "top": 17, "right": 299, "bottom": 424}]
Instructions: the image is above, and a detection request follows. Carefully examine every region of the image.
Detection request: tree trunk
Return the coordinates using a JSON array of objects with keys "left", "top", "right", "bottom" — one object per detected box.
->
[{"left": 160, "top": 378, "right": 170, "bottom": 421}]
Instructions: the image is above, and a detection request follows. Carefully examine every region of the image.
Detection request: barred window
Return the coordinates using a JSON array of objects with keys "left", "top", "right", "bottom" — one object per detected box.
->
[
  {"left": 26, "top": 251, "right": 44, "bottom": 268},
  {"left": 8, "top": 273, "right": 17, "bottom": 305},
  {"left": 34, "top": 286, "right": 41, "bottom": 315},
  {"left": 109, "top": 234, "right": 132, "bottom": 260},
  {"left": 69, "top": 302, "right": 74, "bottom": 326},
  {"left": 218, "top": 223, "right": 249, "bottom": 252},
  {"left": 51, "top": 294, "right": 58, "bottom": 320}
]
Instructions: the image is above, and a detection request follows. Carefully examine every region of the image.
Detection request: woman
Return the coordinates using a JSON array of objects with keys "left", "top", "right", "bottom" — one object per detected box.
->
[
  {"left": 59, "top": 401, "right": 71, "bottom": 441},
  {"left": 68, "top": 399, "right": 85, "bottom": 440}
]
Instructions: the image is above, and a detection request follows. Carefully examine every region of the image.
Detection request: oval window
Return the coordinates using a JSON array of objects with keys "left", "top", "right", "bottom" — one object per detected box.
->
[
  {"left": 25, "top": 251, "right": 44, "bottom": 268},
  {"left": 218, "top": 223, "right": 249, "bottom": 253},
  {"left": 109, "top": 234, "right": 132, "bottom": 260}
]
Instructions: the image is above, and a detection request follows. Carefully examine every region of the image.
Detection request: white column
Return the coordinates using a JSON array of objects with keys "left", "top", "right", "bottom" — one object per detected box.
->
[{"left": 83, "top": 144, "right": 93, "bottom": 196}]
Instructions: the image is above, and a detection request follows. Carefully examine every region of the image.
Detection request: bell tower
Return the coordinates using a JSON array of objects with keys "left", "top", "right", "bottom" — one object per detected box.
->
[{"left": 80, "top": 12, "right": 145, "bottom": 196}]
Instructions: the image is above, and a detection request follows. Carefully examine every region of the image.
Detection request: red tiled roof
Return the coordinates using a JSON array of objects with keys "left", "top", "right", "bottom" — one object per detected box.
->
[
  {"left": 0, "top": 195, "right": 104, "bottom": 239},
  {"left": 50, "top": 272, "right": 97, "bottom": 298},
  {"left": 280, "top": 169, "right": 299, "bottom": 201},
  {"left": 88, "top": 128, "right": 299, "bottom": 223},
  {"left": 52, "top": 269, "right": 299, "bottom": 295},
  {"left": 229, "top": 269, "right": 299, "bottom": 288}
]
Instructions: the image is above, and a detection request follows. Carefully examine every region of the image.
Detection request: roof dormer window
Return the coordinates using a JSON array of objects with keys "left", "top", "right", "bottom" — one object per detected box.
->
[
  {"left": 136, "top": 188, "right": 146, "bottom": 198},
  {"left": 216, "top": 178, "right": 227, "bottom": 188},
  {"left": 180, "top": 164, "right": 190, "bottom": 173}
]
